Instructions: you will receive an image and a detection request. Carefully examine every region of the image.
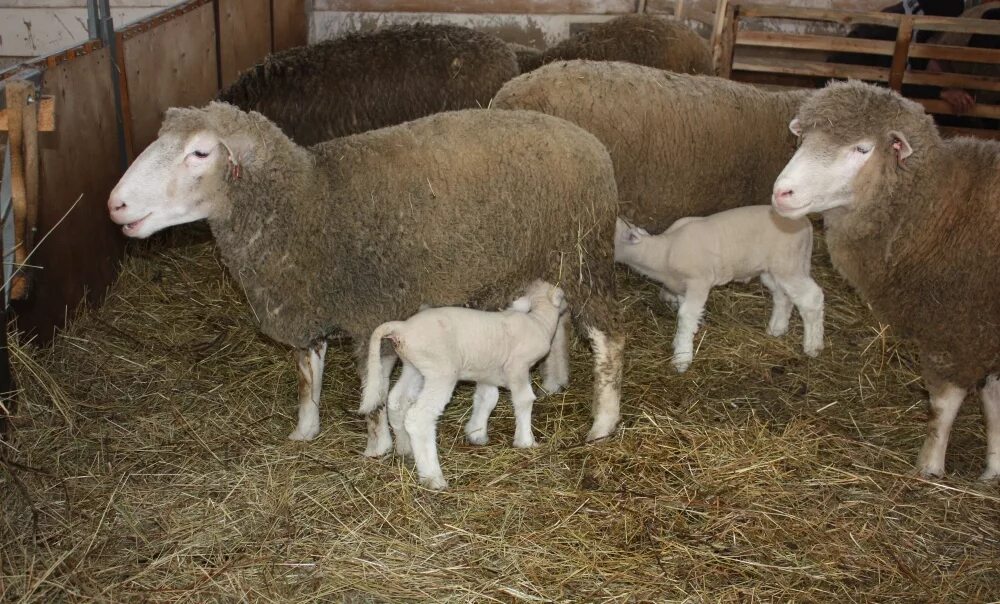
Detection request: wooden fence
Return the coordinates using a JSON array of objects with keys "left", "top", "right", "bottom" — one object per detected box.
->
[
  {"left": 711, "top": 1, "right": 1000, "bottom": 138},
  {"left": 0, "top": 0, "right": 306, "bottom": 344}
]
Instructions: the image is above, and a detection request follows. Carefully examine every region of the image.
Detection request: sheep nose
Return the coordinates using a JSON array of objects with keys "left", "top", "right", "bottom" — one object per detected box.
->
[
  {"left": 774, "top": 187, "right": 794, "bottom": 201},
  {"left": 108, "top": 193, "right": 127, "bottom": 215}
]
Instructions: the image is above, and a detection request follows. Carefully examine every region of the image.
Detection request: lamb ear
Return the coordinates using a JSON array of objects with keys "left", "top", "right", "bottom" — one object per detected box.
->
[
  {"left": 548, "top": 287, "right": 566, "bottom": 310},
  {"left": 789, "top": 118, "right": 802, "bottom": 136},
  {"left": 624, "top": 229, "right": 644, "bottom": 245},
  {"left": 889, "top": 130, "right": 913, "bottom": 164}
]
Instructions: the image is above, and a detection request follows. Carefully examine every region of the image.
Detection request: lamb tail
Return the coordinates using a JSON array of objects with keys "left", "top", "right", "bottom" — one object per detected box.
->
[{"left": 358, "top": 322, "right": 402, "bottom": 415}]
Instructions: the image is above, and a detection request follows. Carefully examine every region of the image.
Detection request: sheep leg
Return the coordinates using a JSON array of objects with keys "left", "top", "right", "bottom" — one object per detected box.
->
[
  {"left": 404, "top": 375, "right": 457, "bottom": 490},
  {"left": 672, "top": 285, "right": 710, "bottom": 373},
  {"left": 979, "top": 375, "right": 1000, "bottom": 481},
  {"left": 362, "top": 353, "right": 397, "bottom": 457},
  {"left": 658, "top": 288, "right": 680, "bottom": 312},
  {"left": 761, "top": 272, "right": 793, "bottom": 337},
  {"left": 583, "top": 325, "right": 625, "bottom": 442},
  {"left": 289, "top": 341, "right": 327, "bottom": 441},
  {"left": 508, "top": 369, "right": 539, "bottom": 448},
  {"left": 777, "top": 275, "right": 825, "bottom": 357},
  {"left": 541, "top": 313, "right": 570, "bottom": 394},
  {"left": 916, "top": 378, "right": 967, "bottom": 478},
  {"left": 465, "top": 384, "right": 500, "bottom": 446},
  {"left": 388, "top": 363, "right": 423, "bottom": 457}
]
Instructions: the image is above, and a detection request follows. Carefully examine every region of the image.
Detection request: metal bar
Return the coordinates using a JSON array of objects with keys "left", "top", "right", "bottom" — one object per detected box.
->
[
  {"left": 87, "top": 0, "right": 101, "bottom": 40},
  {"left": 97, "top": 0, "right": 129, "bottom": 172}
]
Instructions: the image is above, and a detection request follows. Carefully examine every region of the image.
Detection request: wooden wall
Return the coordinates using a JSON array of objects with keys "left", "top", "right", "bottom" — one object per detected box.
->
[{"left": 2, "top": 0, "right": 307, "bottom": 343}]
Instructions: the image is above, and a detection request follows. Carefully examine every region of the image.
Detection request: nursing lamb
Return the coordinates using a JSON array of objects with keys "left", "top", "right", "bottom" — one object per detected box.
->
[
  {"left": 614, "top": 207, "right": 824, "bottom": 373},
  {"left": 107, "top": 103, "right": 625, "bottom": 455},
  {"left": 360, "top": 280, "right": 567, "bottom": 489},
  {"left": 771, "top": 80, "right": 1000, "bottom": 480}
]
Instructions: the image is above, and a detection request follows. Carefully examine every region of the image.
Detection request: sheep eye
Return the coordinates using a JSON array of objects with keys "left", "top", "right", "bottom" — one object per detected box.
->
[
  {"left": 854, "top": 145, "right": 872, "bottom": 155},
  {"left": 192, "top": 150, "right": 210, "bottom": 159}
]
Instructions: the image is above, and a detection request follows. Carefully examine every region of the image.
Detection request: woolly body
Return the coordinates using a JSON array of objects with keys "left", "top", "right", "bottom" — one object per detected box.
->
[
  {"left": 528, "top": 15, "right": 711, "bottom": 75},
  {"left": 493, "top": 61, "right": 808, "bottom": 232},
  {"left": 218, "top": 24, "right": 518, "bottom": 145}
]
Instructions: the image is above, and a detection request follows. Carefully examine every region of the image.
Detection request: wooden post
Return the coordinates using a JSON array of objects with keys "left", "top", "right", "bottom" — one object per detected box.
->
[
  {"left": 889, "top": 15, "right": 914, "bottom": 91},
  {"left": 675, "top": 0, "right": 687, "bottom": 21},
  {"left": 711, "top": 0, "right": 732, "bottom": 77},
  {"left": 4, "top": 82, "right": 31, "bottom": 301}
]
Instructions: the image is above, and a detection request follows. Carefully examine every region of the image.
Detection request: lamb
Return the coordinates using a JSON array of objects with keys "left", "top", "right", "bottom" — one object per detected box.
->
[
  {"left": 614, "top": 207, "right": 824, "bottom": 373},
  {"left": 770, "top": 80, "right": 1000, "bottom": 481},
  {"left": 107, "top": 102, "right": 625, "bottom": 456},
  {"left": 218, "top": 23, "right": 518, "bottom": 146},
  {"left": 492, "top": 61, "right": 809, "bottom": 233},
  {"left": 506, "top": 42, "right": 543, "bottom": 73},
  {"left": 523, "top": 15, "right": 712, "bottom": 75},
  {"left": 359, "top": 280, "right": 567, "bottom": 489}
]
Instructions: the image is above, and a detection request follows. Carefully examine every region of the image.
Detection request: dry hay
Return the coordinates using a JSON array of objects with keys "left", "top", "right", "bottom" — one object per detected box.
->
[{"left": 2, "top": 224, "right": 999, "bottom": 603}]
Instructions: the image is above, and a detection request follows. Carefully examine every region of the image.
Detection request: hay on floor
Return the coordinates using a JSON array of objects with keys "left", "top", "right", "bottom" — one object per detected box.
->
[{"left": 2, "top": 227, "right": 999, "bottom": 602}]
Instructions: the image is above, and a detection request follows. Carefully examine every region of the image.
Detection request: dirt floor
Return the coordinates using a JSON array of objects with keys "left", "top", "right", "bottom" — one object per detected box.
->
[{"left": 2, "top": 226, "right": 999, "bottom": 603}]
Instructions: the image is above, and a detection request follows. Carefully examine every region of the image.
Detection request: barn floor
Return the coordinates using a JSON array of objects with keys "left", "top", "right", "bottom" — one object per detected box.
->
[{"left": 2, "top": 225, "right": 999, "bottom": 603}]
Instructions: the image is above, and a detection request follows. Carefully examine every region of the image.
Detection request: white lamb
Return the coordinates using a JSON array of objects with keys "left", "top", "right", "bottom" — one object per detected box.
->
[
  {"left": 358, "top": 280, "right": 568, "bottom": 490},
  {"left": 614, "top": 206, "right": 824, "bottom": 373}
]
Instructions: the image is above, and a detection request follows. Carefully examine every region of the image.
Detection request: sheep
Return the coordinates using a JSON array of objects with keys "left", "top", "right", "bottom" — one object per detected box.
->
[
  {"left": 359, "top": 280, "right": 567, "bottom": 489},
  {"left": 492, "top": 60, "right": 809, "bottom": 233},
  {"left": 506, "top": 41, "right": 543, "bottom": 73},
  {"left": 107, "top": 102, "right": 625, "bottom": 457},
  {"left": 770, "top": 80, "right": 1000, "bottom": 481},
  {"left": 614, "top": 207, "right": 824, "bottom": 373},
  {"left": 217, "top": 23, "right": 518, "bottom": 146},
  {"left": 524, "top": 15, "right": 712, "bottom": 75}
]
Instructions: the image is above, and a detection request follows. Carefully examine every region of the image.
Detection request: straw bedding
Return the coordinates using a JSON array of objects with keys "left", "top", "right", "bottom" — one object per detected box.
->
[{"left": 2, "top": 225, "right": 999, "bottom": 602}]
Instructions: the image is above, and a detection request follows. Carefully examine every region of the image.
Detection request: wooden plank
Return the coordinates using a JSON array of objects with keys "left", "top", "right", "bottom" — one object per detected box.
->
[
  {"left": 0, "top": 96, "right": 55, "bottom": 132},
  {"left": 4, "top": 81, "right": 30, "bottom": 301},
  {"left": 939, "top": 126, "right": 1000, "bottom": 140},
  {"left": 917, "top": 98, "right": 1000, "bottom": 120},
  {"left": 271, "top": 0, "right": 308, "bottom": 52},
  {"left": 903, "top": 69, "right": 1000, "bottom": 93},
  {"left": 910, "top": 13, "right": 1000, "bottom": 36},
  {"left": 218, "top": 0, "right": 273, "bottom": 88},
  {"left": 121, "top": 1, "right": 218, "bottom": 154},
  {"left": 908, "top": 42, "right": 1000, "bottom": 65},
  {"left": 737, "top": 4, "right": 902, "bottom": 27},
  {"left": 737, "top": 30, "right": 894, "bottom": 56},
  {"left": 733, "top": 56, "right": 890, "bottom": 82},
  {"left": 11, "top": 47, "right": 126, "bottom": 345},
  {"left": 888, "top": 15, "right": 913, "bottom": 91},
  {"left": 311, "top": 0, "right": 638, "bottom": 13}
]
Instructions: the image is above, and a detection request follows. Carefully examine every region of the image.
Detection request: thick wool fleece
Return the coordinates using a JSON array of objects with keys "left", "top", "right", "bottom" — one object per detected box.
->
[
  {"left": 532, "top": 15, "right": 711, "bottom": 75},
  {"left": 800, "top": 81, "right": 1000, "bottom": 387},
  {"left": 217, "top": 24, "right": 518, "bottom": 146},
  {"left": 494, "top": 61, "right": 808, "bottom": 232},
  {"left": 158, "top": 103, "right": 620, "bottom": 351}
]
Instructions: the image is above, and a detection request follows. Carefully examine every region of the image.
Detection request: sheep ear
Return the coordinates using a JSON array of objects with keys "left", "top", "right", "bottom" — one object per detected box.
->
[
  {"left": 889, "top": 131, "right": 913, "bottom": 163},
  {"left": 623, "top": 229, "right": 644, "bottom": 245},
  {"left": 789, "top": 118, "right": 802, "bottom": 136},
  {"left": 548, "top": 287, "right": 566, "bottom": 309},
  {"left": 218, "top": 133, "right": 255, "bottom": 180}
]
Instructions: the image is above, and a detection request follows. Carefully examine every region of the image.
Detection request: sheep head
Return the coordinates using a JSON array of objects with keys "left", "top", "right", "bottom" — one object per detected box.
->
[
  {"left": 108, "top": 102, "right": 283, "bottom": 238},
  {"left": 771, "top": 80, "right": 939, "bottom": 220}
]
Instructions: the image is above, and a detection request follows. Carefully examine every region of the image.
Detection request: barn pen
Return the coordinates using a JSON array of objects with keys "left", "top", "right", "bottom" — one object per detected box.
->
[{"left": 2, "top": 1, "right": 1000, "bottom": 602}]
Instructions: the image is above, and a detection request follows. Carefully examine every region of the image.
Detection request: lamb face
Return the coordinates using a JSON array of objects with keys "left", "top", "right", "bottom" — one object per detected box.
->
[
  {"left": 613, "top": 218, "right": 650, "bottom": 265},
  {"left": 108, "top": 128, "right": 228, "bottom": 238}
]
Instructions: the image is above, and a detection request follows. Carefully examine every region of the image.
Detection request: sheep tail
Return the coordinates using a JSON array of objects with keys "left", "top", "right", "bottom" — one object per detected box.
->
[{"left": 358, "top": 321, "right": 403, "bottom": 415}]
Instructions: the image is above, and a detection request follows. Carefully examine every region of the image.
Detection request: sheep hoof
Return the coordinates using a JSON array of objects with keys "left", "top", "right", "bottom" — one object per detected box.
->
[
  {"left": 466, "top": 430, "right": 490, "bottom": 446},
  {"left": 541, "top": 378, "right": 566, "bottom": 395},
  {"left": 766, "top": 324, "right": 789, "bottom": 337},
  {"left": 585, "top": 414, "right": 618, "bottom": 443},
  {"left": 513, "top": 436, "right": 537, "bottom": 449},
  {"left": 288, "top": 424, "right": 320, "bottom": 441},
  {"left": 420, "top": 475, "right": 449, "bottom": 491},
  {"left": 672, "top": 359, "right": 691, "bottom": 373},
  {"left": 394, "top": 440, "right": 413, "bottom": 458},
  {"left": 803, "top": 344, "right": 824, "bottom": 358},
  {"left": 363, "top": 433, "right": 393, "bottom": 458},
  {"left": 917, "top": 464, "right": 945, "bottom": 479},
  {"left": 978, "top": 467, "right": 1000, "bottom": 482}
]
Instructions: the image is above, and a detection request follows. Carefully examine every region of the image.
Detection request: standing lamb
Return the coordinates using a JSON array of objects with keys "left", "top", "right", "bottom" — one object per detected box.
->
[
  {"left": 522, "top": 15, "right": 712, "bottom": 75},
  {"left": 493, "top": 61, "right": 808, "bottom": 233},
  {"left": 614, "top": 208, "right": 824, "bottom": 373},
  {"left": 771, "top": 80, "right": 1000, "bottom": 481},
  {"left": 360, "top": 280, "right": 567, "bottom": 489},
  {"left": 218, "top": 23, "right": 518, "bottom": 146},
  {"left": 107, "top": 103, "right": 625, "bottom": 455}
]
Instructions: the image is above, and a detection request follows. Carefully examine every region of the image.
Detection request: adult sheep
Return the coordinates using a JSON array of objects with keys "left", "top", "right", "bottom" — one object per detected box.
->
[
  {"left": 524, "top": 15, "right": 712, "bottom": 75},
  {"left": 107, "top": 103, "right": 626, "bottom": 454},
  {"left": 493, "top": 61, "right": 808, "bottom": 232},
  {"left": 771, "top": 80, "right": 1000, "bottom": 481},
  {"left": 218, "top": 23, "right": 518, "bottom": 146}
]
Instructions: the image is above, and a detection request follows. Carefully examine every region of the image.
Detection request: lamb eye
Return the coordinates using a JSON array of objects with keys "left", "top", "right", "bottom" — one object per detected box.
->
[
  {"left": 192, "top": 150, "right": 210, "bottom": 159},
  {"left": 855, "top": 145, "right": 872, "bottom": 154}
]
